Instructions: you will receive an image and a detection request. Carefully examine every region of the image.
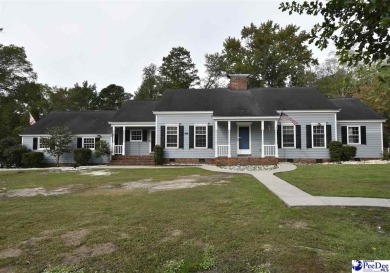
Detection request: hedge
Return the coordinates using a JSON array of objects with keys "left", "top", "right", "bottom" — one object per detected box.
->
[
  {"left": 73, "top": 148, "right": 92, "bottom": 166},
  {"left": 22, "top": 152, "right": 44, "bottom": 168}
]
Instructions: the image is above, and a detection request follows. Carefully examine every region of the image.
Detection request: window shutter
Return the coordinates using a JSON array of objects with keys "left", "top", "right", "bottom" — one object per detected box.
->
[
  {"left": 160, "top": 126, "right": 165, "bottom": 147},
  {"left": 189, "top": 126, "right": 194, "bottom": 149},
  {"left": 361, "top": 126, "right": 367, "bottom": 145},
  {"left": 341, "top": 126, "right": 347, "bottom": 144},
  {"left": 208, "top": 126, "right": 213, "bottom": 149},
  {"left": 179, "top": 126, "right": 184, "bottom": 148},
  {"left": 125, "top": 129, "right": 130, "bottom": 142},
  {"left": 277, "top": 125, "right": 281, "bottom": 148},
  {"left": 306, "top": 125, "right": 312, "bottom": 148},
  {"left": 77, "top": 138, "right": 82, "bottom": 148},
  {"left": 95, "top": 137, "right": 100, "bottom": 143},
  {"left": 142, "top": 130, "right": 148, "bottom": 142},
  {"left": 33, "top": 138, "right": 38, "bottom": 150},
  {"left": 326, "top": 125, "right": 332, "bottom": 147},
  {"left": 295, "top": 125, "right": 301, "bottom": 149}
]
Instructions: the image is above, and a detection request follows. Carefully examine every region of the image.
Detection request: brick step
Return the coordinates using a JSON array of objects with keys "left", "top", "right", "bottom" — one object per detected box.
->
[{"left": 110, "top": 155, "right": 154, "bottom": 166}]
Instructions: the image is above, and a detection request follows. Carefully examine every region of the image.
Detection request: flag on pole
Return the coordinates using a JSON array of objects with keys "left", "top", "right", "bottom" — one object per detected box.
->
[
  {"left": 29, "top": 113, "right": 36, "bottom": 125},
  {"left": 279, "top": 112, "right": 298, "bottom": 125}
]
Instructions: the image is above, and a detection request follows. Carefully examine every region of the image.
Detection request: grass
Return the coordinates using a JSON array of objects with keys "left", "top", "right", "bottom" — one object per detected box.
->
[
  {"left": 0, "top": 167, "right": 390, "bottom": 273},
  {"left": 276, "top": 164, "right": 390, "bottom": 198}
]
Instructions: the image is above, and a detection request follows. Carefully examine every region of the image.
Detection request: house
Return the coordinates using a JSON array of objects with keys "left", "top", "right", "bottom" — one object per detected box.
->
[{"left": 20, "top": 74, "right": 386, "bottom": 165}]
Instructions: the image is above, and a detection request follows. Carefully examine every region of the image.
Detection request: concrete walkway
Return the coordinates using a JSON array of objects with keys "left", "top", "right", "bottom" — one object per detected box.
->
[{"left": 201, "top": 163, "right": 390, "bottom": 208}]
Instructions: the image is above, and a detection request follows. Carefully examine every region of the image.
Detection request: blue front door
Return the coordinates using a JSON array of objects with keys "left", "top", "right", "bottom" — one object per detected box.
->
[{"left": 238, "top": 126, "right": 250, "bottom": 154}]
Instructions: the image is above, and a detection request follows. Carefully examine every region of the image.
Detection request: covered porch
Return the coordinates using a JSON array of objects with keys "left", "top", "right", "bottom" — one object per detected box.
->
[{"left": 214, "top": 118, "right": 279, "bottom": 158}]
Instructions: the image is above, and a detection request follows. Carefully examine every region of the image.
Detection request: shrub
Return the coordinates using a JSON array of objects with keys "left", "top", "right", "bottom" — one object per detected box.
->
[
  {"left": 382, "top": 149, "right": 390, "bottom": 160},
  {"left": 73, "top": 148, "right": 92, "bottom": 166},
  {"left": 94, "top": 140, "right": 111, "bottom": 164},
  {"left": 3, "top": 145, "right": 30, "bottom": 168},
  {"left": 153, "top": 145, "right": 164, "bottom": 165},
  {"left": 22, "top": 152, "right": 44, "bottom": 168},
  {"left": 342, "top": 145, "right": 357, "bottom": 161},
  {"left": 0, "top": 137, "right": 19, "bottom": 167},
  {"left": 328, "top": 141, "right": 343, "bottom": 162}
]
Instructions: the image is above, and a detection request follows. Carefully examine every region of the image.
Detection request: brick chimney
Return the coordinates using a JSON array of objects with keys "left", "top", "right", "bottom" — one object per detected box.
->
[{"left": 228, "top": 74, "right": 249, "bottom": 90}]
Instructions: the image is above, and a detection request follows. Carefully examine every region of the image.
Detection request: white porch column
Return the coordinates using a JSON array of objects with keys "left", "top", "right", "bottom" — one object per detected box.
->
[
  {"left": 112, "top": 126, "right": 115, "bottom": 155},
  {"left": 122, "top": 126, "right": 125, "bottom": 155},
  {"left": 214, "top": 121, "right": 218, "bottom": 157},
  {"left": 261, "top": 120, "right": 264, "bottom": 158},
  {"left": 228, "top": 121, "right": 231, "bottom": 158},
  {"left": 274, "top": 120, "right": 279, "bottom": 158}
]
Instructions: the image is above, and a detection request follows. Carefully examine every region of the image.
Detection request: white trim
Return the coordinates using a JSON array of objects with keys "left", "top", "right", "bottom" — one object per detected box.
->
[
  {"left": 165, "top": 124, "right": 179, "bottom": 149},
  {"left": 274, "top": 121, "right": 279, "bottom": 158},
  {"left": 194, "top": 124, "right": 208, "bottom": 149},
  {"left": 130, "top": 129, "right": 143, "bottom": 142},
  {"left": 380, "top": 123, "right": 384, "bottom": 152},
  {"left": 311, "top": 123, "right": 326, "bottom": 148},
  {"left": 122, "top": 126, "right": 125, "bottom": 155},
  {"left": 109, "top": 122, "right": 155, "bottom": 126},
  {"left": 237, "top": 124, "right": 251, "bottom": 155},
  {"left": 213, "top": 116, "right": 278, "bottom": 121},
  {"left": 276, "top": 110, "right": 340, "bottom": 113},
  {"left": 214, "top": 121, "right": 218, "bottom": 157},
  {"left": 334, "top": 113, "right": 338, "bottom": 141},
  {"left": 153, "top": 111, "right": 213, "bottom": 115},
  {"left": 281, "top": 124, "right": 296, "bottom": 149},
  {"left": 337, "top": 120, "right": 386, "bottom": 123},
  {"left": 347, "top": 126, "right": 361, "bottom": 145},
  {"left": 261, "top": 121, "right": 264, "bottom": 158},
  {"left": 155, "top": 115, "right": 159, "bottom": 145},
  {"left": 228, "top": 121, "right": 231, "bottom": 158},
  {"left": 82, "top": 137, "right": 96, "bottom": 150}
]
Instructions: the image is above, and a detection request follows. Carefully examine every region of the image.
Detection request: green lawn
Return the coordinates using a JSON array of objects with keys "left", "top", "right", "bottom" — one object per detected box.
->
[
  {"left": 0, "top": 167, "right": 389, "bottom": 273},
  {"left": 276, "top": 164, "right": 390, "bottom": 198}
]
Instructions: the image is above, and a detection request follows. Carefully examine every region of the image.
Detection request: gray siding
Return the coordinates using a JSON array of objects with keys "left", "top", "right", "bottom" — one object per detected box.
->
[
  {"left": 22, "top": 135, "right": 112, "bottom": 164},
  {"left": 278, "top": 112, "right": 337, "bottom": 159},
  {"left": 337, "top": 122, "right": 383, "bottom": 158},
  {"left": 156, "top": 113, "right": 215, "bottom": 158}
]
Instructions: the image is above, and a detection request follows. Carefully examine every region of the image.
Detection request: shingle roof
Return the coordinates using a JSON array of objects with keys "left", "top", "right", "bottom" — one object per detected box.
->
[
  {"left": 110, "top": 100, "right": 159, "bottom": 122},
  {"left": 20, "top": 111, "right": 116, "bottom": 135},
  {"left": 154, "top": 88, "right": 339, "bottom": 116},
  {"left": 330, "top": 98, "right": 385, "bottom": 120}
]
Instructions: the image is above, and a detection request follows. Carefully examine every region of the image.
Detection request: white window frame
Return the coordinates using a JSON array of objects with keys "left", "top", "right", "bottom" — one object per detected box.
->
[
  {"left": 311, "top": 123, "right": 326, "bottom": 148},
  {"left": 347, "top": 126, "right": 361, "bottom": 144},
  {"left": 165, "top": 124, "right": 179, "bottom": 149},
  {"left": 130, "top": 130, "right": 143, "bottom": 142},
  {"left": 194, "top": 124, "right": 208, "bottom": 149},
  {"left": 83, "top": 137, "right": 95, "bottom": 150},
  {"left": 281, "top": 124, "right": 296, "bottom": 148},
  {"left": 38, "top": 137, "right": 49, "bottom": 150}
]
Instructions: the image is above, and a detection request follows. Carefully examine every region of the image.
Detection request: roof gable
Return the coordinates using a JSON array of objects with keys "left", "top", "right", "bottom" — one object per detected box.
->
[{"left": 330, "top": 98, "right": 385, "bottom": 120}]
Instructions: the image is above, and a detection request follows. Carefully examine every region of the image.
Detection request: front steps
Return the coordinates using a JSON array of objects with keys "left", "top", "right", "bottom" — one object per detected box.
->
[{"left": 110, "top": 155, "right": 154, "bottom": 166}]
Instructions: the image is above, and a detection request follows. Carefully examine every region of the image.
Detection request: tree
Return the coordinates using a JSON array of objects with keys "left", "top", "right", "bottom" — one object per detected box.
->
[
  {"left": 45, "top": 127, "right": 72, "bottom": 167},
  {"left": 0, "top": 44, "right": 37, "bottom": 95},
  {"left": 67, "top": 81, "right": 98, "bottom": 110},
  {"left": 98, "top": 84, "right": 131, "bottom": 110},
  {"left": 201, "top": 53, "right": 228, "bottom": 89},
  {"left": 94, "top": 140, "right": 111, "bottom": 164},
  {"left": 134, "top": 64, "right": 163, "bottom": 100},
  {"left": 279, "top": 0, "right": 390, "bottom": 65},
  {"left": 159, "top": 46, "right": 200, "bottom": 89},
  {"left": 206, "top": 21, "right": 318, "bottom": 88}
]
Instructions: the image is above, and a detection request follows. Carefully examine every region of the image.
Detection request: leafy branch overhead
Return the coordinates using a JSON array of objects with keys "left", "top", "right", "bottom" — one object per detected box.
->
[{"left": 280, "top": 0, "right": 390, "bottom": 65}]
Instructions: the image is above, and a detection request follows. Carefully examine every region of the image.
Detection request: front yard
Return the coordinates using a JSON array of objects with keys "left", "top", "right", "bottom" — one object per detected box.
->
[{"left": 0, "top": 167, "right": 389, "bottom": 273}]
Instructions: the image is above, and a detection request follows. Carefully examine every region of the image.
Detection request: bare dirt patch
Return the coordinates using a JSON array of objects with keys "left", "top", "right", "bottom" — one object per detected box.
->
[
  {"left": 0, "top": 248, "right": 22, "bottom": 259},
  {"left": 63, "top": 243, "right": 117, "bottom": 265},
  {"left": 161, "top": 229, "right": 183, "bottom": 242},
  {"left": 279, "top": 220, "right": 310, "bottom": 230},
  {"left": 0, "top": 266, "right": 17, "bottom": 273},
  {"left": 81, "top": 170, "right": 112, "bottom": 176},
  {"left": 2, "top": 187, "right": 71, "bottom": 198},
  {"left": 61, "top": 229, "right": 89, "bottom": 246}
]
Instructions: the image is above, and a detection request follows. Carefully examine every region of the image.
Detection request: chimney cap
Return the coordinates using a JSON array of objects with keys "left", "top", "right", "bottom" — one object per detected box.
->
[{"left": 227, "top": 74, "right": 250, "bottom": 78}]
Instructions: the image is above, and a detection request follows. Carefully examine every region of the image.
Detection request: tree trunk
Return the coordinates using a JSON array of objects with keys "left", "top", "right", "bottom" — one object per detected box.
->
[{"left": 56, "top": 156, "right": 60, "bottom": 167}]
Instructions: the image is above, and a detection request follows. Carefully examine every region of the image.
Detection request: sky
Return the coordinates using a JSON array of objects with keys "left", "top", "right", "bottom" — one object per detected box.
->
[{"left": 1, "top": 0, "right": 334, "bottom": 95}]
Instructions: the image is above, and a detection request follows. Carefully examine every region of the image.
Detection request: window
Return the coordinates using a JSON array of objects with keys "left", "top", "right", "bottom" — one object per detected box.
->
[
  {"left": 194, "top": 125, "right": 207, "bottom": 148},
  {"left": 282, "top": 125, "right": 295, "bottom": 148},
  {"left": 312, "top": 124, "right": 325, "bottom": 148},
  {"left": 348, "top": 126, "right": 360, "bottom": 144},
  {"left": 83, "top": 138, "right": 95, "bottom": 149},
  {"left": 166, "top": 125, "right": 178, "bottom": 148},
  {"left": 39, "top": 137, "right": 49, "bottom": 150},
  {"left": 130, "top": 130, "right": 142, "bottom": 142}
]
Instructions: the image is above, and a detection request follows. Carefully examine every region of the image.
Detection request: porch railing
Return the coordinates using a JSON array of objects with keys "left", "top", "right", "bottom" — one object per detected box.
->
[
  {"left": 114, "top": 145, "right": 123, "bottom": 155},
  {"left": 264, "top": 145, "right": 277, "bottom": 157},
  {"left": 217, "top": 145, "right": 229, "bottom": 157}
]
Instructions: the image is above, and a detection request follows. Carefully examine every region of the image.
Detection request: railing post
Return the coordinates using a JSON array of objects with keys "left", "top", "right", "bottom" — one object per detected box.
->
[
  {"left": 274, "top": 121, "right": 279, "bottom": 158},
  {"left": 215, "top": 121, "right": 218, "bottom": 157}
]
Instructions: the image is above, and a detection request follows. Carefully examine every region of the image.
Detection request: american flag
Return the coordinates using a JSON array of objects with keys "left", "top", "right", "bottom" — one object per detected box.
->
[
  {"left": 29, "top": 113, "right": 36, "bottom": 125},
  {"left": 279, "top": 112, "right": 298, "bottom": 125}
]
